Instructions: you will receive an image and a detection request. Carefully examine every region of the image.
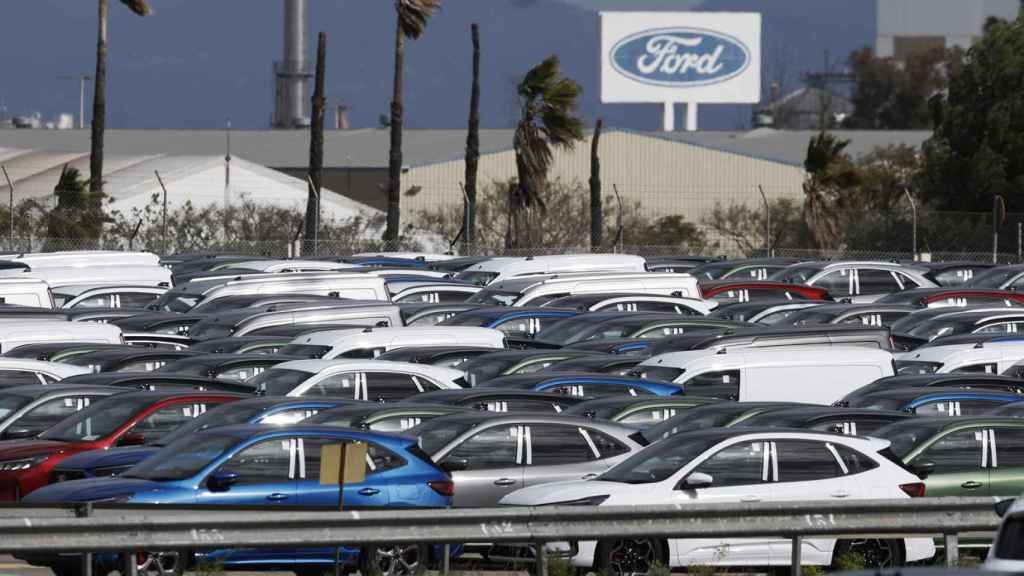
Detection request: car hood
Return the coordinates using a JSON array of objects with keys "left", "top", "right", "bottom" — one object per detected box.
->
[
  {"left": 500, "top": 479, "right": 647, "bottom": 506},
  {"left": 0, "top": 439, "right": 70, "bottom": 460},
  {"left": 24, "top": 477, "right": 180, "bottom": 503},
  {"left": 56, "top": 447, "right": 159, "bottom": 472}
]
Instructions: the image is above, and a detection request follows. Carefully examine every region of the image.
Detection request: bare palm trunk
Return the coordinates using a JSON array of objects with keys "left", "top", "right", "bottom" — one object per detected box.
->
[
  {"left": 90, "top": 0, "right": 108, "bottom": 196},
  {"left": 589, "top": 118, "right": 603, "bottom": 251},
  {"left": 385, "top": 19, "right": 405, "bottom": 246},
  {"left": 463, "top": 23, "right": 481, "bottom": 254},
  {"left": 305, "top": 32, "right": 326, "bottom": 249}
]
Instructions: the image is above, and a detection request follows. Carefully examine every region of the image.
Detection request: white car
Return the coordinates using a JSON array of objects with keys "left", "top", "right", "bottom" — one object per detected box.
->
[
  {"left": 279, "top": 326, "right": 505, "bottom": 359},
  {"left": 456, "top": 254, "right": 646, "bottom": 286},
  {"left": 500, "top": 429, "right": 935, "bottom": 571},
  {"left": 248, "top": 359, "right": 464, "bottom": 400},
  {"left": 895, "top": 340, "right": 1024, "bottom": 375},
  {"left": 0, "top": 359, "right": 92, "bottom": 385}
]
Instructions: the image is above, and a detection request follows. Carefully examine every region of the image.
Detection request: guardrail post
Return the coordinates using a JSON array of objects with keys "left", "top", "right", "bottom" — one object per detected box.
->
[
  {"left": 535, "top": 545, "right": 548, "bottom": 576},
  {"left": 442, "top": 543, "right": 450, "bottom": 576},
  {"left": 790, "top": 536, "right": 802, "bottom": 576},
  {"left": 121, "top": 549, "right": 136, "bottom": 576},
  {"left": 944, "top": 533, "right": 960, "bottom": 568},
  {"left": 75, "top": 503, "right": 92, "bottom": 576}
]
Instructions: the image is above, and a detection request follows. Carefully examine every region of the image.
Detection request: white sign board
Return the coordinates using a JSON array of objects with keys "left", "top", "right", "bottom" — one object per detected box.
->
[{"left": 601, "top": 12, "right": 761, "bottom": 104}]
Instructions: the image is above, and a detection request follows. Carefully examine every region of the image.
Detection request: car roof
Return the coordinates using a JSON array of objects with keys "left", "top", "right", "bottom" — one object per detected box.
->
[
  {"left": 859, "top": 386, "right": 1024, "bottom": 401},
  {"left": 0, "top": 384, "right": 123, "bottom": 399}
]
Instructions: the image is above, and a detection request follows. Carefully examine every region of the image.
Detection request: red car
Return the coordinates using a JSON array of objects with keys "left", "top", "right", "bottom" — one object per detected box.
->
[
  {"left": 876, "top": 288, "right": 1024, "bottom": 308},
  {"left": 699, "top": 280, "right": 831, "bottom": 303},
  {"left": 0, "top": 390, "right": 241, "bottom": 500}
]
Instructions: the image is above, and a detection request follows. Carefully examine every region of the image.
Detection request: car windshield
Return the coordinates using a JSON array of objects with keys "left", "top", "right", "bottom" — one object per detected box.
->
[
  {"left": 967, "top": 267, "right": 1021, "bottom": 289},
  {"left": 599, "top": 435, "right": 719, "bottom": 484},
  {"left": 153, "top": 292, "right": 201, "bottom": 313},
  {"left": 466, "top": 289, "right": 520, "bottom": 306},
  {"left": 188, "top": 322, "right": 235, "bottom": 340},
  {"left": 277, "top": 344, "right": 331, "bottom": 358},
  {"left": 0, "top": 393, "right": 34, "bottom": 421},
  {"left": 788, "top": 310, "right": 840, "bottom": 325},
  {"left": 39, "top": 396, "right": 153, "bottom": 442},
  {"left": 455, "top": 270, "right": 499, "bottom": 286},
  {"left": 247, "top": 369, "right": 312, "bottom": 396},
  {"left": 632, "top": 366, "right": 684, "bottom": 383},
  {"left": 464, "top": 359, "right": 515, "bottom": 386},
  {"left": 643, "top": 405, "right": 756, "bottom": 442},
  {"left": 905, "top": 318, "right": 975, "bottom": 340},
  {"left": 154, "top": 402, "right": 267, "bottom": 446},
  {"left": 410, "top": 418, "right": 478, "bottom": 455},
  {"left": 441, "top": 312, "right": 494, "bottom": 327},
  {"left": 122, "top": 433, "right": 240, "bottom": 482},
  {"left": 873, "top": 421, "right": 944, "bottom": 459},
  {"left": 769, "top": 264, "right": 824, "bottom": 284}
]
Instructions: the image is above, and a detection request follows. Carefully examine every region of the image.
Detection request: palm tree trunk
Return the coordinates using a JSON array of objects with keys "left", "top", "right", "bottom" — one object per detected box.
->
[
  {"left": 385, "top": 19, "right": 405, "bottom": 246},
  {"left": 589, "top": 118, "right": 603, "bottom": 251},
  {"left": 463, "top": 23, "right": 481, "bottom": 254},
  {"left": 89, "top": 0, "right": 108, "bottom": 196},
  {"left": 305, "top": 32, "right": 326, "bottom": 249}
]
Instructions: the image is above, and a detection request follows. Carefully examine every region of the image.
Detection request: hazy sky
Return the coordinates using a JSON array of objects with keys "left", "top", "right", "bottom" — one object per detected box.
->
[{"left": 0, "top": 0, "right": 874, "bottom": 130}]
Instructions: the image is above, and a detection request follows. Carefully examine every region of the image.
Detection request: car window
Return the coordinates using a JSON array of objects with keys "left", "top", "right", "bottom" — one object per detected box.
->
[
  {"left": 830, "top": 443, "right": 879, "bottom": 474},
  {"left": 339, "top": 347, "right": 383, "bottom": 359},
  {"left": 527, "top": 424, "right": 597, "bottom": 465},
  {"left": 365, "top": 372, "right": 422, "bottom": 402},
  {"left": 118, "top": 292, "right": 162, "bottom": 309},
  {"left": 813, "top": 270, "right": 851, "bottom": 297},
  {"left": 917, "top": 429, "right": 986, "bottom": 472},
  {"left": 959, "top": 399, "right": 1014, "bottom": 415},
  {"left": 992, "top": 427, "right": 1024, "bottom": 468},
  {"left": 494, "top": 316, "right": 549, "bottom": 338},
  {"left": 300, "top": 437, "right": 405, "bottom": 481},
  {"left": 478, "top": 399, "right": 566, "bottom": 413},
  {"left": 16, "top": 395, "right": 97, "bottom": 432},
  {"left": 914, "top": 400, "right": 964, "bottom": 417},
  {"left": 692, "top": 441, "right": 767, "bottom": 487},
  {"left": 216, "top": 363, "right": 273, "bottom": 382},
  {"left": 310, "top": 372, "right": 360, "bottom": 398},
  {"left": 127, "top": 402, "right": 208, "bottom": 441},
  {"left": 811, "top": 417, "right": 901, "bottom": 437},
  {"left": 545, "top": 383, "right": 653, "bottom": 398},
  {"left": 680, "top": 370, "right": 740, "bottom": 400},
  {"left": 856, "top": 269, "right": 902, "bottom": 295},
  {"left": 774, "top": 440, "right": 844, "bottom": 482},
  {"left": 218, "top": 439, "right": 292, "bottom": 486},
  {"left": 115, "top": 358, "right": 173, "bottom": 372},
  {"left": 0, "top": 370, "right": 46, "bottom": 386},
  {"left": 587, "top": 428, "right": 631, "bottom": 458},
  {"left": 619, "top": 407, "right": 681, "bottom": 426},
  {"left": 448, "top": 426, "right": 521, "bottom": 470},
  {"left": 953, "top": 363, "right": 999, "bottom": 374}
]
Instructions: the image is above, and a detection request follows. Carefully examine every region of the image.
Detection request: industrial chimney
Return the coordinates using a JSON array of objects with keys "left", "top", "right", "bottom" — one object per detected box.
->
[{"left": 272, "top": 0, "right": 311, "bottom": 129}]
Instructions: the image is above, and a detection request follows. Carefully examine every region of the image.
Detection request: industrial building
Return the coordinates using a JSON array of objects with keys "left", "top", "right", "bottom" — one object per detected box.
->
[{"left": 876, "top": 0, "right": 1020, "bottom": 60}]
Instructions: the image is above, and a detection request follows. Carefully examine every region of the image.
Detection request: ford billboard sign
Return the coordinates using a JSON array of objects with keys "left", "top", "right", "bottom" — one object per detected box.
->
[{"left": 602, "top": 12, "right": 761, "bottom": 104}]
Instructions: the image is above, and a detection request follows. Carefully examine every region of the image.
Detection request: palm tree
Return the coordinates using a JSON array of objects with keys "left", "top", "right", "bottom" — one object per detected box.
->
[
  {"left": 384, "top": 0, "right": 441, "bottom": 246},
  {"left": 509, "top": 55, "right": 584, "bottom": 248},
  {"left": 802, "top": 131, "right": 860, "bottom": 250},
  {"left": 89, "top": 0, "right": 151, "bottom": 197},
  {"left": 305, "top": 32, "right": 327, "bottom": 250},
  {"left": 462, "top": 23, "right": 481, "bottom": 254},
  {"left": 589, "top": 117, "right": 603, "bottom": 250}
]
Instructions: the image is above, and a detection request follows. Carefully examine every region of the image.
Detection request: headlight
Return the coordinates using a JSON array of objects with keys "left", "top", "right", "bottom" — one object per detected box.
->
[
  {"left": 0, "top": 455, "right": 49, "bottom": 471},
  {"left": 545, "top": 495, "right": 610, "bottom": 506}
]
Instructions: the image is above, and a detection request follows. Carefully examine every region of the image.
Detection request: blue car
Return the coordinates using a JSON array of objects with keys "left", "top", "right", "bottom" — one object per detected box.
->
[
  {"left": 846, "top": 386, "right": 1023, "bottom": 416},
  {"left": 22, "top": 424, "right": 452, "bottom": 576},
  {"left": 441, "top": 306, "right": 579, "bottom": 339},
  {"left": 477, "top": 373, "right": 684, "bottom": 397},
  {"left": 49, "top": 397, "right": 360, "bottom": 483}
]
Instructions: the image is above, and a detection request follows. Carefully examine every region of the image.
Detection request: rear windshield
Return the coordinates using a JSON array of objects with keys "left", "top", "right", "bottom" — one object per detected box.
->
[
  {"left": 467, "top": 289, "right": 520, "bottom": 307},
  {"left": 277, "top": 344, "right": 331, "bottom": 359},
  {"left": 872, "top": 422, "right": 944, "bottom": 459},
  {"left": 409, "top": 418, "right": 478, "bottom": 455},
  {"left": 247, "top": 369, "right": 313, "bottom": 396}
]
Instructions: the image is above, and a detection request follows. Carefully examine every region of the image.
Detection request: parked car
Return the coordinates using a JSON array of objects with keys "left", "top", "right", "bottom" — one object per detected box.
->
[
  {"left": 306, "top": 403, "right": 473, "bottom": 432},
  {"left": 844, "top": 388, "right": 1022, "bottom": 416},
  {"left": 783, "top": 303, "right": 916, "bottom": 327},
  {"left": 22, "top": 424, "right": 450, "bottom": 576},
  {"left": 770, "top": 261, "right": 936, "bottom": 303},
  {"left": 563, "top": 396, "right": 723, "bottom": 427},
  {"left": 986, "top": 496, "right": 1024, "bottom": 570},
  {"left": 0, "top": 358, "right": 92, "bottom": 387},
  {"left": 839, "top": 374, "right": 1024, "bottom": 406},
  {"left": 639, "top": 402, "right": 809, "bottom": 442},
  {"left": 542, "top": 354, "right": 647, "bottom": 376},
  {"left": 0, "top": 390, "right": 240, "bottom": 500},
  {"left": 890, "top": 308, "right": 1024, "bottom": 350},
  {"left": 455, "top": 254, "right": 647, "bottom": 286},
  {"left": 248, "top": 360, "right": 465, "bottom": 399},
  {"left": 468, "top": 273, "right": 701, "bottom": 307},
  {"left": 187, "top": 336, "right": 291, "bottom": 355},
  {"left": 734, "top": 406, "right": 913, "bottom": 436},
  {"left": 60, "top": 348, "right": 198, "bottom": 374},
  {"left": 399, "top": 303, "right": 480, "bottom": 326},
  {"left": 0, "top": 384, "right": 124, "bottom": 441},
  {"left": 476, "top": 373, "right": 684, "bottom": 398},
  {"left": 411, "top": 413, "right": 642, "bottom": 507},
  {"left": 1, "top": 343, "right": 130, "bottom": 363},
  {"left": 440, "top": 307, "right": 579, "bottom": 339},
  {"left": 543, "top": 293, "right": 714, "bottom": 315},
  {"left": 59, "top": 372, "right": 257, "bottom": 394},
  {"left": 708, "top": 300, "right": 822, "bottom": 324},
  {"left": 403, "top": 389, "right": 585, "bottom": 413},
  {"left": 532, "top": 313, "right": 740, "bottom": 348},
  {"left": 499, "top": 428, "right": 935, "bottom": 571},
  {"left": 688, "top": 258, "right": 800, "bottom": 281},
  {"left": 154, "top": 353, "right": 299, "bottom": 382},
  {"left": 875, "top": 288, "right": 1024, "bottom": 309},
  {"left": 278, "top": 326, "right": 505, "bottom": 359},
  {"left": 0, "top": 321, "right": 123, "bottom": 353},
  {"left": 699, "top": 281, "right": 830, "bottom": 304},
  {"left": 461, "top": 349, "right": 605, "bottom": 385},
  {"left": 645, "top": 325, "right": 895, "bottom": 356},
  {"left": 374, "top": 345, "right": 509, "bottom": 369},
  {"left": 895, "top": 341, "right": 1024, "bottom": 375},
  {"left": 912, "top": 261, "right": 994, "bottom": 287}
]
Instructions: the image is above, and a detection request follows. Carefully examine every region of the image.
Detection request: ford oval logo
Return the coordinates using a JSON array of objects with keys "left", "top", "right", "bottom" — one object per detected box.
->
[{"left": 610, "top": 27, "right": 750, "bottom": 87}]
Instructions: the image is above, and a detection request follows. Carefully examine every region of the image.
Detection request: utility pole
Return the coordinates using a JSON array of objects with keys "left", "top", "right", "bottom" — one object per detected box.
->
[{"left": 57, "top": 75, "right": 92, "bottom": 129}]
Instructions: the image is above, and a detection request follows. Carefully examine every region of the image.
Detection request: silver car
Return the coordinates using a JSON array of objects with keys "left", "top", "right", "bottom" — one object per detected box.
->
[{"left": 412, "top": 413, "right": 643, "bottom": 507}]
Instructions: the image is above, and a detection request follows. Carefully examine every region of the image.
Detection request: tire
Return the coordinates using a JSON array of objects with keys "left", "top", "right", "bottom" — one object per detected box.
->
[
  {"left": 359, "top": 543, "right": 428, "bottom": 576},
  {"left": 832, "top": 539, "right": 905, "bottom": 569},
  {"left": 594, "top": 538, "right": 667, "bottom": 576},
  {"left": 135, "top": 550, "right": 186, "bottom": 576}
]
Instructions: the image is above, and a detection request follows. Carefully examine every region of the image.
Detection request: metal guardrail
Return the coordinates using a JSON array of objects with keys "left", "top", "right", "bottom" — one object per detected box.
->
[{"left": 0, "top": 497, "right": 1004, "bottom": 576}]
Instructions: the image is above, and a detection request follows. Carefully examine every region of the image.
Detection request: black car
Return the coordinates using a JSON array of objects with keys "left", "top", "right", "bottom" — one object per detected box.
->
[
  {"left": 187, "top": 336, "right": 292, "bottom": 355},
  {"left": 783, "top": 303, "right": 917, "bottom": 327},
  {"left": 60, "top": 349, "right": 198, "bottom": 374},
  {"left": 564, "top": 338, "right": 659, "bottom": 355},
  {"left": 112, "top": 312, "right": 206, "bottom": 337},
  {"left": 734, "top": 406, "right": 913, "bottom": 436},
  {"left": 645, "top": 324, "right": 894, "bottom": 356},
  {"left": 843, "top": 374, "right": 1024, "bottom": 404},
  {"left": 307, "top": 402, "right": 473, "bottom": 432},
  {"left": 689, "top": 257, "right": 800, "bottom": 281},
  {"left": 374, "top": 345, "right": 506, "bottom": 369},
  {"left": 532, "top": 312, "right": 740, "bottom": 348},
  {"left": 1, "top": 342, "right": 130, "bottom": 362},
  {"left": 461, "top": 349, "right": 605, "bottom": 385},
  {"left": 842, "top": 386, "right": 1022, "bottom": 415},
  {"left": 65, "top": 308, "right": 143, "bottom": 324},
  {"left": 911, "top": 261, "right": 995, "bottom": 286},
  {"left": 708, "top": 300, "right": 820, "bottom": 323},
  {"left": 59, "top": 373, "right": 256, "bottom": 394},
  {"left": 542, "top": 354, "right": 647, "bottom": 375},
  {"left": 0, "top": 384, "right": 127, "bottom": 440},
  {"left": 563, "top": 396, "right": 723, "bottom": 427},
  {"left": 154, "top": 353, "right": 299, "bottom": 382},
  {"left": 399, "top": 303, "right": 481, "bottom": 327},
  {"left": 640, "top": 402, "right": 810, "bottom": 442},
  {"left": 402, "top": 389, "right": 585, "bottom": 413},
  {"left": 891, "top": 308, "right": 1024, "bottom": 350}
]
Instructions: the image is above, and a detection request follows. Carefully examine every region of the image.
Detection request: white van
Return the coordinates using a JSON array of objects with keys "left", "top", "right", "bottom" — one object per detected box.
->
[
  {"left": 0, "top": 321, "right": 123, "bottom": 353},
  {"left": 896, "top": 340, "right": 1024, "bottom": 375},
  {"left": 635, "top": 347, "right": 895, "bottom": 405},
  {"left": 155, "top": 273, "right": 388, "bottom": 312},
  {"left": 23, "top": 265, "right": 172, "bottom": 289},
  {"left": 456, "top": 254, "right": 647, "bottom": 286},
  {"left": 469, "top": 273, "right": 702, "bottom": 307},
  {"left": 280, "top": 326, "right": 506, "bottom": 359},
  {"left": 12, "top": 251, "right": 160, "bottom": 269},
  {"left": 0, "top": 279, "right": 55, "bottom": 308}
]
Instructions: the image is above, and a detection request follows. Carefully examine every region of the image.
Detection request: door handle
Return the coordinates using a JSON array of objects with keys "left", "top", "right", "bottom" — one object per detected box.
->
[
  {"left": 581, "top": 473, "right": 599, "bottom": 480},
  {"left": 961, "top": 481, "right": 984, "bottom": 489},
  {"left": 830, "top": 491, "right": 850, "bottom": 499},
  {"left": 266, "top": 493, "right": 290, "bottom": 501},
  {"left": 493, "top": 478, "right": 517, "bottom": 486},
  {"left": 358, "top": 488, "right": 381, "bottom": 496},
  {"left": 740, "top": 496, "right": 761, "bottom": 503}
]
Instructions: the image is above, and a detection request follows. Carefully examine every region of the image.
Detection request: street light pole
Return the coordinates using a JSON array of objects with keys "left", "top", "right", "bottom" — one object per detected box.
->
[
  {"left": 758, "top": 185, "right": 772, "bottom": 257},
  {"left": 904, "top": 188, "right": 917, "bottom": 260},
  {"left": 57, "top": 75, "right": 92, "bottom": 129}
]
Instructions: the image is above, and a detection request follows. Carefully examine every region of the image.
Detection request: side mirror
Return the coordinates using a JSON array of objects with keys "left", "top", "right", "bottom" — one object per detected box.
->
[
  {"left": 440, "top": 457, "right": 469, "bottom": 473},
  {"left": 682, "top": 472, "right": 713, "bottom": 489},
  {"left": 117, "top": 432, "right": 146, "bottom": 447},
  {"left": 911, "top": 460, "right": 935, "bottom": 480},
  {"left": 207, "top": 470, "right": 240, "bottom": 492},
  {"left": 996, "top": 498, "right": 1016, "bottom": 518},
  {"left": 2, "top": 427, "right": 36, "bottom": 440}
]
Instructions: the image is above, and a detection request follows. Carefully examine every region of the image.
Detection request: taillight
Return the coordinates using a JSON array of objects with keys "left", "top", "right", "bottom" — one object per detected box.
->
[
  {"left": 900, "top": 482, "right": 925, "bottom": 497},
  {"left": 428, "top": 480, "right": 455, "bottom": 497}
]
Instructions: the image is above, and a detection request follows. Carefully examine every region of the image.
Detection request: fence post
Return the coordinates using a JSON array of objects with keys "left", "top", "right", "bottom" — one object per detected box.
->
[
  {"left": 944, "top": 533, "right": 959, "bottom": 568},
  {"left": 790, "top": 536, "right": 802, "bottom": 576},
  {"left": 121, "top": 548, "right": 136, "bottom": 576},
  {"left": 75, "top": 503, "right": 93, "bottom": 576},
  {"left": 535, "top": 544, "right": 548, "bottom": 576}
]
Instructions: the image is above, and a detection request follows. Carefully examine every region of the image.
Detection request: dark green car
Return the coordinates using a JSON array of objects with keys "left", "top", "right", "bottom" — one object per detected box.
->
[{"left": 875, "top": 416, "right": 1024, "bottom": 497}]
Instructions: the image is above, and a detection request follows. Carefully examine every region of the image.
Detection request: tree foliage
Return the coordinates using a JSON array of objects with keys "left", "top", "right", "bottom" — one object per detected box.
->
[
  {"left": 47, "top": 165, "right": 111, "bottom": 240},
  {"left": 919, "top": 16, "right": 1024, "bottom": 212},
  {"left": 843, "top": 46, "right": 957, "bottom": 129}
]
